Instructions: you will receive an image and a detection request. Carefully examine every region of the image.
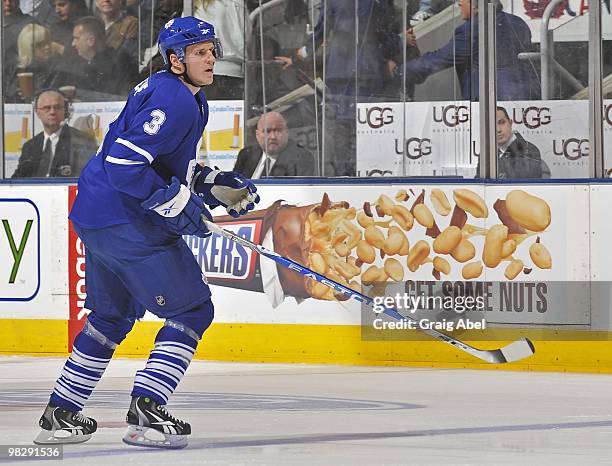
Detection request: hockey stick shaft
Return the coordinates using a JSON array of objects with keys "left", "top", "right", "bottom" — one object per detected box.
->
[{"left": 203, "top": 219, "right": 534, "bottom": 363}]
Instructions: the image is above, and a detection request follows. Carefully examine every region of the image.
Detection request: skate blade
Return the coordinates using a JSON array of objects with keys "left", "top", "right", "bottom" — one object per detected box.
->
[
  {"left": 33, "top": 429, "right": 92, "bottom": 445},
  {"left": 122, "top": 425, "right": 188, "bottom": 449}
]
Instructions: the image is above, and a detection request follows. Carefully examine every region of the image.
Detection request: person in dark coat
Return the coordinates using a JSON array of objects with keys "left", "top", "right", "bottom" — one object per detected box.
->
[
  {"left": 395, "top": 0, "right": 541, "bottom": 101},
  {"left": 3, "top": 0, "right": 35, "bottom": 99},
  {"left": 55, "top": 16, "right": 134, "bottom": 99},
  {"left": 475, "top": 106, "right": 550, "bottom": 178},
  {"left": 12, "top": 89, "right": 98, "bottom": 178},
  {"left": 48, "top": 0, "right": 91, "bottom": 49},
  {"left": 275, "top": 0, "right": 400, "bottom": 176},
  {"left": 233, "top": 112, "right": 317, "bottom": 178}
]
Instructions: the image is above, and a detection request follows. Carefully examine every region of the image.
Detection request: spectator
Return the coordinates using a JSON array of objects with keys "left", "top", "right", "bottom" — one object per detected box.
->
[
  {"left": 475, "top": 106, "right": 550, "bottom": 178},
  {"left": 20, "top": 0, "right": 55, "bottom": 25},
  {"left": 12, "top": 89, "right": 97, "bottom": 178},
  {"left": 12, "top": 23, "right": 64, "bottom": 101},
  {"left": 394, "top": 0, "right": 541, "bottom": 101},
  {"left": 233, "top": 111, "right": 316, "bottom": 178},
  {"left": 280, "top": 0, "right": 400, "bottom": 176},
  {"left": 191, "top": 0, "right": 247, "bottom": 100},
  {"left": 3, "top": 0, "right": 35, "bottom": 96},
  {"left": 95, "top": 0, "right": 138, "bottom": 60},
  {"left": 57, "top": 16, "right": 133, "bottom": 98},
  {"left": 49, "top": 0, "right": 90, "bottom": 48}
]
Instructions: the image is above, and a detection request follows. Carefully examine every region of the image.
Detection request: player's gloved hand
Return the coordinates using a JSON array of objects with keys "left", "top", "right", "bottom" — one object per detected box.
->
[
  {"left": 142, "top": 177, "right": 213, "bottom": 237},
  {"left": 191, "top": 167, "right": 260, "bottom": 218}
]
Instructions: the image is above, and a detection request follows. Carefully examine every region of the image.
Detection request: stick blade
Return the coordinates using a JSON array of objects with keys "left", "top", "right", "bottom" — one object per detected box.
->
[{"left": 497, "top": 338, "right": 536, "bottom": 363}]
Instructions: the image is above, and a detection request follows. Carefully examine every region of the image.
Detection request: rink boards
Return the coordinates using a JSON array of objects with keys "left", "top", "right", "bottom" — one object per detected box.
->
[{"left": 1, "top": 181, "right": 612, "bottom": 372}]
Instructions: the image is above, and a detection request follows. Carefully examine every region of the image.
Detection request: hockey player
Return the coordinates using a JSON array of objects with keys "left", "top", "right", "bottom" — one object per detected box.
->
[{"left": 34, "top": 17, "right": 259, "bottom": 449}]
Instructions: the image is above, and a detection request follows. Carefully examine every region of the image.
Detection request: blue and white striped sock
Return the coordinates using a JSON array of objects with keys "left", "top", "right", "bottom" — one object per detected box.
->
[
  {"left": 131, "top": 325, "right": 197, "bottom": 404},
  {"left": 49, "top": 331, "right": 114, "bottom": 412}
]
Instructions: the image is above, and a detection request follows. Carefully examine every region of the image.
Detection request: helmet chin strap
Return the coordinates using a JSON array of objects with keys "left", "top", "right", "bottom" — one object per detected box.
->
[{"left": 175, "top": 62, "right": 205, "bottom": 88}]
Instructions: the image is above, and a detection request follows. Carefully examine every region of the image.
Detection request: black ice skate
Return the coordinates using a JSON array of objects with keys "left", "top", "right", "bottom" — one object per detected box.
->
[
  {"left": 34, "top": 403, "right": 97, "bottom": 445},
  {"left": 123, "top": 396, "right": 191, "bottom": 449}
]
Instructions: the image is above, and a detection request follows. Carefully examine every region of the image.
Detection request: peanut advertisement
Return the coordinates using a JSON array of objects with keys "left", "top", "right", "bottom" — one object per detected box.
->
[
  {"left": 0, "top": 183, "right": 604, "bottom": 334},
  {"left": 183, "top": 183, "right": 592, "bottom": 327}
]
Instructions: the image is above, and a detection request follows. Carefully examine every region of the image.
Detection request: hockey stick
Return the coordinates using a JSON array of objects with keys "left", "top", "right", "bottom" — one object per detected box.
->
[{"left": 203, "top": 219, "right": 535, "bottom": 364}]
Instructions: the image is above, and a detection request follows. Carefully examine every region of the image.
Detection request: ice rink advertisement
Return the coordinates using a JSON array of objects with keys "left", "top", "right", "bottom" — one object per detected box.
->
[
  {"left": 0, "top": 183, "right": 612, "bottom": 344},
  {"left": 0, "top": 182, "right": 610, "bottom": 336},
  {"left": 198, "top": 101, "right": 244, "bottom": 171},
  {"left": 185, "top": 184, "right": 594, "bottom": 327},
  {"left": 356, "top": 100, "right": 608, "bottom": 179},
  {"left": 0, "top": 186, "right": 68, "bottom": 318},
  {"left": 3, "top": 101, "right": 244, "bottom": 177},
  {"left": 3, "top": 104, "right": 32, "bottom": 178}
]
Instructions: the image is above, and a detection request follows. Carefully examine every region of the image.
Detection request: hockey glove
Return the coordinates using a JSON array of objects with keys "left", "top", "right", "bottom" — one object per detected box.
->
[
  {"left": 191, "top": 167, "right": 260, "bottom": 218},
  {"left": 142, "top": 177, "right": 213, "bottom": 238}
]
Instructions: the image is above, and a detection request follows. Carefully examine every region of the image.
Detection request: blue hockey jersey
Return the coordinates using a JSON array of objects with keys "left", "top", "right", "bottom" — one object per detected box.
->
[{"left": 70, "top": 71, "right": 209, "bottom": 230}]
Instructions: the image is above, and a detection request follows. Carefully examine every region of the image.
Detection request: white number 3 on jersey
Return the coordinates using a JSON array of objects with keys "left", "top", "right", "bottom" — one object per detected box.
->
[{"left": 143, "top": 109, "right": 166, "bottom": 135}]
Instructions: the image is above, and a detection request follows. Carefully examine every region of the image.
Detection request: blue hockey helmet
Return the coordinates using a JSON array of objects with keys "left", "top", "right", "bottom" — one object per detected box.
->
[{"left": 158, "top": 17, "right": 223, "bottom": 66}]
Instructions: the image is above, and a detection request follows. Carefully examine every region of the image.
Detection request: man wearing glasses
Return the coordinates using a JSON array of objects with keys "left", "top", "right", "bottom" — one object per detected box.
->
[
  {"left": 12, "top": 89, "right": 97, "bottom": 178},
  {"left": 233, "top": 112, "right": 317, "bottom": 178}
]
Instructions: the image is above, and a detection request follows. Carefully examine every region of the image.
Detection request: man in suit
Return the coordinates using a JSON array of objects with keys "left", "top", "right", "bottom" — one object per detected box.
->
[
  {"left": 12, "top": 89, "right": 98, "bottom": 178},
  {"left": 475, "top": 106, "right": 550, "bottom": 178},
  {"left": 233, "top": 111, "right": 317, "bottom": 178}
]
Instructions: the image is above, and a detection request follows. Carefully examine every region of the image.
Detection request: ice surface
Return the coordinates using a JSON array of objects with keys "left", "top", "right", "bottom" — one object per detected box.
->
[{"left": 1, "top": 356, "right": 612, "bottom": 465}]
